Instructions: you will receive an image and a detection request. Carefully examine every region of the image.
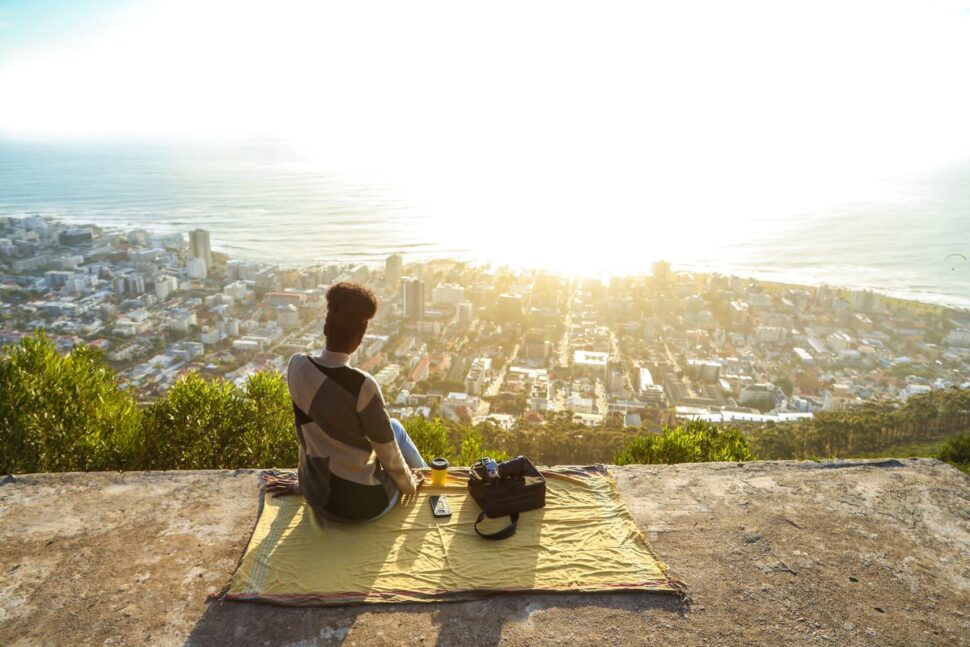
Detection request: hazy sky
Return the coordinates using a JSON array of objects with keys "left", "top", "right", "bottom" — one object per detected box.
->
[{"left": 2, "top": 0, "right": 970, "bottom": 235}]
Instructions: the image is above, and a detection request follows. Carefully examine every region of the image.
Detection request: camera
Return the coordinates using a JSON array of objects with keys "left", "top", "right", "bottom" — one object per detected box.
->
[{"left": 477, "top": 455, "right": 529, "bottom": 481}]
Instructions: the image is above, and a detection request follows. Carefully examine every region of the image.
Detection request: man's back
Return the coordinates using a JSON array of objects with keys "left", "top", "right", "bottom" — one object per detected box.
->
[{"left": 286, "top": 350, "right": 416, "bottom": 521}]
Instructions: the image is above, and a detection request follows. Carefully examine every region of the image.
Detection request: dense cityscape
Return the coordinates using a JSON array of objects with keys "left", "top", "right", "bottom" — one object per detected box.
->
[{"left": 2, "top": 214, "right": 969, "bottom": 432}]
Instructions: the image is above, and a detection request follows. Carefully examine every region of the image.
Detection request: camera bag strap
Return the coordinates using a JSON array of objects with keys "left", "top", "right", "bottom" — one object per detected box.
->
[{"left": 474, "top": 511, "right": 519, "bottom": 540}]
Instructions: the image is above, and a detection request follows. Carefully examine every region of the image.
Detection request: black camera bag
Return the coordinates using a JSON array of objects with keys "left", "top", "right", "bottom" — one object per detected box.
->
[{"left": 467, "top": 456, "right": 546, "bottom": 540}]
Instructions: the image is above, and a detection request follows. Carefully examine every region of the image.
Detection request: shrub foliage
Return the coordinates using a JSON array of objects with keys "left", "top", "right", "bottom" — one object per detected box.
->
[
  {"left": 938, "top": 434, "right": 970, "bottom": 473},
  {"left": 614, "top": 420, "right": 754, "bottom": 465},
  {"left": 0, "top": 333, "right": 141, "bottom": 473},
  {"left": 743, "top": 389, "right": 970, "bottom": 460},
  {"left": 2, "top": 333, "right": 969, "bottom": 474}
]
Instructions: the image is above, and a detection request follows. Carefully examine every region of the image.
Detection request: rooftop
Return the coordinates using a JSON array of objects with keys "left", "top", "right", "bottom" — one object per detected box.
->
[
  {"left": 573, "top": 350, "right": 609, "bottom": 366},
  {"left": 1, "top": 459, "right": 968, "bottom": 646}
]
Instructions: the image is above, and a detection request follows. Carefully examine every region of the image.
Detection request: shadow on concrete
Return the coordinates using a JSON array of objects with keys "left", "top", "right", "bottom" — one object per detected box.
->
[{"left": 184, "top": 591, "right": 683, "bottom": 647}]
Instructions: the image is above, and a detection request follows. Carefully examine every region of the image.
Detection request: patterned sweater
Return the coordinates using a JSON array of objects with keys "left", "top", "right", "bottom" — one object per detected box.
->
[{"left": 286, "top": 350, "right": 417, "bottom": 521}]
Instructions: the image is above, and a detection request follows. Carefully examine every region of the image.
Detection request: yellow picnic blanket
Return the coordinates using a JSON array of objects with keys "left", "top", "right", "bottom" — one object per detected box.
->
[{"left": 224, "top": 465, "right": 682, "bottom": 605}]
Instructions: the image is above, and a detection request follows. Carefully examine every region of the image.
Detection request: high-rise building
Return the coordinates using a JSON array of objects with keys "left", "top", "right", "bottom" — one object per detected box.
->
[
  {"left": 386, "top": 254, "right": 403, "bottom": 288},
  {"left": 402, "top": 277, "right": 425, "bottom": 321},
  {"left": 189, "top": 229, "right": 213, "bottom": 269}
]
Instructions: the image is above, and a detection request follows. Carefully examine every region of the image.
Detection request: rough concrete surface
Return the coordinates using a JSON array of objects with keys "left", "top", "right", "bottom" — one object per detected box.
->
[{"left": 1, "top": 459, "right": 968, "bottom": 646}]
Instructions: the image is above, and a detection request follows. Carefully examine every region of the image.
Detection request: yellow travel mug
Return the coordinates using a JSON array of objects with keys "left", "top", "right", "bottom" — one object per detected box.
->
[{"left": 430, "top": 457, "right": 449, "bottom": 487}]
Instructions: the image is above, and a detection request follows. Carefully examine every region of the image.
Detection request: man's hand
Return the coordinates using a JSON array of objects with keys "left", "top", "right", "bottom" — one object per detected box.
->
[
  {"left": 412, "top": 469, "right": 426, "bottom": 493},
  {"left": 400, "top": 469, "right": 426, "bottom": 505},
  {"left": 264, "top": 474, "right": 302, "bottom": 497}
]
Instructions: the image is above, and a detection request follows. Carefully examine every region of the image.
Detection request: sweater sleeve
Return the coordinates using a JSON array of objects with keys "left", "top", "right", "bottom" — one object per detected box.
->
[{"left": 357, "top": 376, "right": 417, "bottom": 495}]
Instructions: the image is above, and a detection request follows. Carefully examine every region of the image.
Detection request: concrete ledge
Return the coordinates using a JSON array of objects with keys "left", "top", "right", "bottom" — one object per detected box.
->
[{"left": 1, "top": 460, "right": 968, "bottom": 646}]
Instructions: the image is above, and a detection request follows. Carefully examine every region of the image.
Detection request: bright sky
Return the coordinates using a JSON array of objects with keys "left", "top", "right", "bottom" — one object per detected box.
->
[{"left": 2, "top": 0, "right": 970, "bottom": 268}]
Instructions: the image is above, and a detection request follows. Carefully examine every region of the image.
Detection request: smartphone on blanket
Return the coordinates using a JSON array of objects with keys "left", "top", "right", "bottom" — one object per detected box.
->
[{"left": 429, "top": 495, "right": 452, "bottom": 518}]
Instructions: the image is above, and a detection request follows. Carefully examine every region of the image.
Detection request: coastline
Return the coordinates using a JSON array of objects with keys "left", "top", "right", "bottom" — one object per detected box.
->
[{"left": 9, "top": 211, "right": 970, "bottom": 315}]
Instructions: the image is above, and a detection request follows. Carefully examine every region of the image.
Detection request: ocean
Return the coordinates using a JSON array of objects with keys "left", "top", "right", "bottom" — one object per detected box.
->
[{"left": 1, "top": 139, "right": 969, "bottom": 310}]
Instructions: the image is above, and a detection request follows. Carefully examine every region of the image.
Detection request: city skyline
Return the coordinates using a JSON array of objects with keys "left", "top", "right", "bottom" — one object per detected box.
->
[{"left": 2, "top": 215, "right": 967, "bottom": 436}]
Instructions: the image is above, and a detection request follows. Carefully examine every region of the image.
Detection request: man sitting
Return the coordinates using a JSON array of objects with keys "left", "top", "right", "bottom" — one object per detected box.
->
[{"left": 267, "top": 282, "right": 426, "bottom": 522}]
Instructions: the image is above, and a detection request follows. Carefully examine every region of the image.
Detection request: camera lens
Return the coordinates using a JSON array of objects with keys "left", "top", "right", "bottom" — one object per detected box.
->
[{"left": 498, "top": 456, "right": 528, "bottom": 478}]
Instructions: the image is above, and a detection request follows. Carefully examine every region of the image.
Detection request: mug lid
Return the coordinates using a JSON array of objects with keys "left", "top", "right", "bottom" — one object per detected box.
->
[{"left": 430, "top": 457, "right": 449, "bottom": 469}]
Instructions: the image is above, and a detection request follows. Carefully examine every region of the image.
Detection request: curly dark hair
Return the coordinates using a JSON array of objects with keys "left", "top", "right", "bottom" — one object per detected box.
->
[{"left": 324, "top": 282, "right": 378, "bottom": 350}]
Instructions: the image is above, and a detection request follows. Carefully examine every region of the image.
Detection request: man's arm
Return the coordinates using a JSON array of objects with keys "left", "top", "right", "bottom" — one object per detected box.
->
[{"left": 357, "top": 376, "right": 418, "bottom": 495}]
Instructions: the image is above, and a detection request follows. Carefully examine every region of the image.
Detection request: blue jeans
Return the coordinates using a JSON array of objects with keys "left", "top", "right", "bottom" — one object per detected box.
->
[{"left": 390, "top": 418, "right": 428, "bottom": 468}]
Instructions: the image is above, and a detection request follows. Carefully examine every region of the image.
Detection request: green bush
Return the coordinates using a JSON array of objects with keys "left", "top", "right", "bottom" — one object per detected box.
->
[
  {"left": 614, "top": 420, "right": 755, "bottom": 465},
  {"left": 399, "top": 417, "right": 509, "bottom": 466},
  {"left": 402, "top": 416, "right": 453, "bottom": 463},
  {"left": 938, "top": 434, "right": 970, "bottom": 473},
  {"left": 139, "top": 370, "right": 295, "bottom": 470},
  {"left": 5, "top": 331, "right": 965, "bottom": 474},
  {"left": 456, "top": 427, "right": 509, "bottom": 466},
  {"left": 472, "top": 412, "right": 637, "bottom": 465},
  {"left": 242, "top": 371, "right": 298, "bottom": 468},
  {"left": 0, "top": 332, "right": 141, "bottom": 473},
  {"left": 140, "top": 372, "right": 254, "bottom": 469}
]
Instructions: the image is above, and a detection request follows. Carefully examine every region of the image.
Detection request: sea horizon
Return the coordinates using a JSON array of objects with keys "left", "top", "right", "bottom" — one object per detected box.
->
[{"left": 2, "top": 139, "right": 969, "bottom": 311}]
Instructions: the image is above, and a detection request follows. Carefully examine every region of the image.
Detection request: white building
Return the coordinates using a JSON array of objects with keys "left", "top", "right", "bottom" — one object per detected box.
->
[
  {"left": 186, "top": 256, "right": 207, "bottom": 279},
  {"left": 275, "top": 304, "right": 300, "bottom": 329},
  {"left": 565, "top": 394, "right": 595, "bottom": 414},
  {"left": 900, "top": 384, "right": 932, "bottom": 400},
  {"left": 464, "top": 357, "right": 493, "bottom": 396},
  {"left": 375, "top": 363, "right": 402, "bottom": 387},
  {"left": 441, "top": 392, "right": 487, "bottom": 423},
  {"left": 167, "top": 310, "right": 197, "bottom": 333},
  {"left": 827, "top": 331, "right": 853, "bottom": 354},
  {"left": 638, "top": 367, "right": 655, "bottom": 392},
  {"left": 154, "top": 275, "right": 178, "bottom": 300},
  {"left": 170, "top": 340, "right": 204, "bottom": 361},
  {"left": 573, "top": 350, "right": 609, "bottom": 378},
  {"left": 687, "top": 360, "right": 721, "bottom": 383},
  {"left": 572, "top": 413, "right": 604, "bottom": 427},
  {"left": 822, "top": 384, "right": 857, "bottom": 411},
  {"left": 231, "top": 339, "right": 262, "bottom": 353},
  {"left": 151, "top": 232, "right": 186, "bottom": 251},
  {"left": 485, "top": 413, "right": 516, "bottom": 430},
  {"left": 417, "top": 320, "right": 441, "bottom": 337},
  {"left": 108, "top": 342, "right": 146, "bottom": 362},
  {"left": 201, "top": 325, "right": 227, "bottom": 345},
  {"left": 223, "top": 281, "right": 252, "bottom": 301},
  {"left": 946, "top": 329, "right": 970, "bottom": 348},
  {"left": 432, "top": 283, "right": 465, "bottom": 306},
  {"left": 756, "top": 325, "right": 788, "bottom": 345}
]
